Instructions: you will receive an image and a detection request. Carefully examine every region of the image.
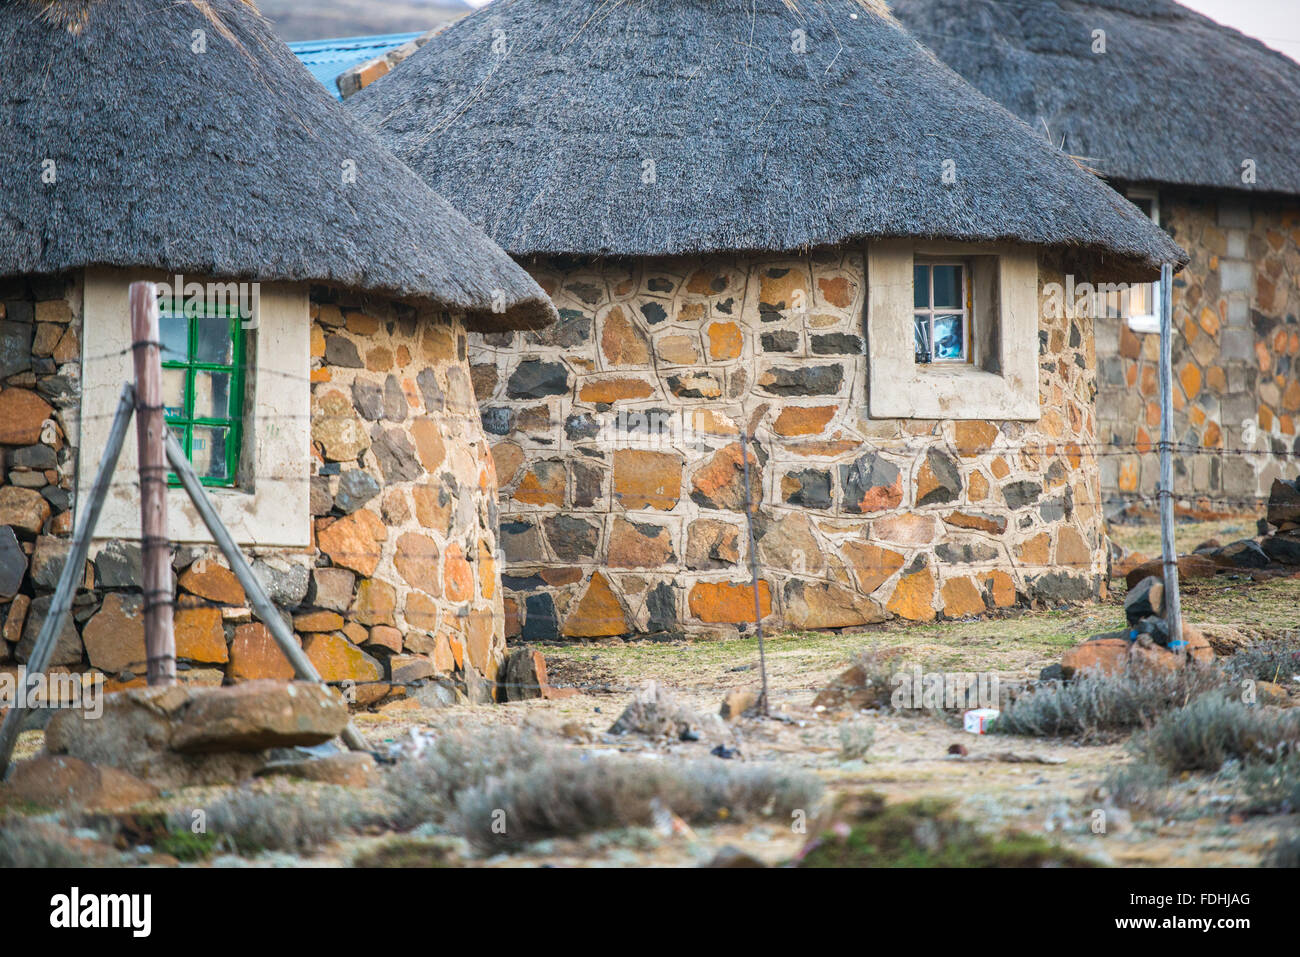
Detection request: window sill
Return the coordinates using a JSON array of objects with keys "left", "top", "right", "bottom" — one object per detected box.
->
[{"left": 870, "top": 364, "right": 1040, "bottom": 421}]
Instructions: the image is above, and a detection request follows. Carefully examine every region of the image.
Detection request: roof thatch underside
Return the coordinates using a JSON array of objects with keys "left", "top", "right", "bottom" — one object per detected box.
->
[
  {"left": 890, "top": 0, "right": 1300, "bottom": 197},
  {"left": 349, "top": 0, "right": 1185, "bottom": 281},
  {"left": 0, "top": 0, "right": 555, "bottom": 330}
]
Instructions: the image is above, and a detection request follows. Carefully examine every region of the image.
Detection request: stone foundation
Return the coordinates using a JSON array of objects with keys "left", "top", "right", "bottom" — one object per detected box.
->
[
  {"left": 1097, "top": 193, "right": 1300, "bottom": 517},
  {"left": 471, "top": 249, "right": 1106, "bottom": 640},
  {"left": 0, "top": 273, "right": 505, "bottom": 705}
]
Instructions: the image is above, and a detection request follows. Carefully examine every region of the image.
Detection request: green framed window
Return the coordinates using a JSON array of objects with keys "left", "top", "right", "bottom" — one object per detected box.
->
[{"left": 159, "top": 303, "right": 246, "bottom": 487}]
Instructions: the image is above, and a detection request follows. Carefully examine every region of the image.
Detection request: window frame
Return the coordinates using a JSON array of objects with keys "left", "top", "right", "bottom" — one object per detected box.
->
[
  {"left": 158, "top": 300, "right": 247, "bottom": 488},
  {"left": 1124, "top": 189, "right": 1162, "bottom": 334},
  {"left": 912, "top": 259, "right": 974, "bottom": 365}
]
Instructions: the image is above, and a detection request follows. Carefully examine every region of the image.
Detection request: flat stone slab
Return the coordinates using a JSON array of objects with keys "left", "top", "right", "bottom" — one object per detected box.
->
[{"left": 170, "top": 681, "right": 349, "bottom": 753}]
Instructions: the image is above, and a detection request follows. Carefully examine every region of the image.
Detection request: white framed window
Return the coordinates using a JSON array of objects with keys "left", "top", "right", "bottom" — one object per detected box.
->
[
  {"left": 913, "top": 260, "right": 972, "bottom": 364},
  {"left": 866, "top": 240, "right": 1040, "bottom": 421},
  {"left": 1124, "top": 189, "right": 1162, "bottom": 334},
  {"left": 80, "top": 268, "right": 311, "bottom": 547}
]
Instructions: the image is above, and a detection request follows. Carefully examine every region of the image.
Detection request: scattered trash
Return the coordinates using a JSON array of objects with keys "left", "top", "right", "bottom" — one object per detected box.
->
[
  {"left": 711, "top": 744, "right": 739, "bottom": 760},
  {"left": 964, "top": 708, "right": 1000, "bottom": 734}
]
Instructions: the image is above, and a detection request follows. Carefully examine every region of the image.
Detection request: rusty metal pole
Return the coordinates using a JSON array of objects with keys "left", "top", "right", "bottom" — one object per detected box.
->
[{"left": 130, "top": 282, "right": 175, "bottom": 686}]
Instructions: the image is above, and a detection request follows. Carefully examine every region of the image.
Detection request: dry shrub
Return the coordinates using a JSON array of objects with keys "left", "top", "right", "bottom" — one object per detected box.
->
[
  {"left": 607, "top": 681, "right": 701, "bottom": 738},
  {"left": 1224, "top": 636, "right": 1300, "bottom": 684},
  {"left": 1135, "top": 693, "right": 1300, "bottom": 773},
  {"left": 992, "top": 667, "right": 1226, "bottom": 740},
  {"left": 1240, "top": 754, "right": 1300, "bottom": 814},
  {"left": 0, "top": 815, "right": 112, "bottom": 868},
  {"left": 454, "top": 748, "right": 823, "bottom": 851},
  {"left": 173, "top": 783, "right": 375, "bottom": 856}
]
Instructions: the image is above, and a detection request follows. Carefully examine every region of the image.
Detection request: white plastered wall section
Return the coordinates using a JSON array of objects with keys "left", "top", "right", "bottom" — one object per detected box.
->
[
  {"left": 865, "top": 239, "right": 1041, "bottom": 421},
  {"left": 79, "top": 267, "right": 311, "bottom": 547}
]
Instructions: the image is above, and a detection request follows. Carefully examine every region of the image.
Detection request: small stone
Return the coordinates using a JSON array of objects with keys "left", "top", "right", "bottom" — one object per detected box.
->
[
  {"left": 294, "top": 610, "right": 345, "bottom": 632},
  {"left": 366, "top": 624, "right": 403, "bottom": 654},
  {"left": 174, "top": 606, "right": 229, "bottom": 663},
  {"left": 886, "top": 567, "right": 936, "bottom": 622},
  {"left": 840, "top": 453, "right": 902, "bottom": 513},
  {"left": 334, "top": 469, "right": 381, "bottom": 513},
  {"left": 93, "top": 539, "right": 142, "bottom": 588},
  {"left": 784, "top": 580, "right": 885, "bottom": 629},
  {"left": 607, "top": 517, "right": 676, "bottom": 568},
  {"left": 312, "top": 389, "right": 370, "bottom": 461},
  {"left": 390, "top": 653, "right": 435, "bottom": 684},
  {"left": 394, "top": 532, "right": 441, "bottom": 595},
  {"left": 353, "top": 578, "right": 397, "bottom": 626},
  {"left": 0, "top": 526, "right": 28, "bottom": 597},
  {"left": 251, "top": 558, "right": 311, "bottom": 606},
  {"left": 81, "top": 593, "right": 147, "bottom": 674},
  {"left": 1060, "top": 637, "right": 1130, "bottom": 678},
  {"left": 916, "top": 449, "right": 962, "bottom": 506},
  {"left": 318, "top": 509, "right": 386, "bottom": 577},
  {"left": 324, "top": 335, "right": 363, "bottom": 368},
  {"left": 16, "top": 594, "right": 82, "bottom": 665},
  {"left": 687, "top": 580, "right": 772, "bottom": 624},
  {"left": 507, "top": 360, "right": 570, "bottom": 399},
  {"left": 0, "top": 485, "right": 51, "bottom": 533},
  {"left": 0, "top": 388, "right": 52, "bottom": 446},
  {"left": 228, "top": 623, "right": 297, "bottom": 681},
  {"left": 303, "top": 632, "right": 384, "bottom": 683},
  {"left": 310, "top": 567, "right": 356, "bottom": 613},
  {"left": 562, "top": 572, "right": 629, "bottom": 637},
  {"left": 720, "top": 688, "right": 759, "bottom": 722},
  {"left": 179, "top": 560, "right": 246, "bottom": 605},
  {"left": 1124, "top": 576, "right": 1164, "bottom": 626}
]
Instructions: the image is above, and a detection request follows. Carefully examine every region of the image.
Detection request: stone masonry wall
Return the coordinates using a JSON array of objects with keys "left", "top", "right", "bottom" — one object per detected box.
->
[
  {"left": 470, "top": 249, "right": 1106, "bottom": 641},
  {"left": 0, "top": 274, "right": 505, "bottom": 707},
  {"left": 1097, "top": 192, "right": 1300, "bottom": 518}
]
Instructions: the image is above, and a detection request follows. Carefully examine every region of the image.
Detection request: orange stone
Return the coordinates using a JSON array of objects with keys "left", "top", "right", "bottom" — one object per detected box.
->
[
  {"left": 1284, "top": 379, "right": 1300, "bottom": 413},
  {"left": 940, "top": 577, "right": 986, "bottom": 619},
  {"left": 1055, "top": 527, "right": 1092, "bottom": 568},
  {"left": 979, "top": 570, "right": 1016, "bottom": 608},
  {"left": 0, "top": 389, "right": 53, "bottom": 446},
  {"left": 954, "top": 420, "right": 999, "bottom": 457},
  {"left": 304, "top": 632, "right": 383, "bottom": 683},
  {"left": 174, "top": 606, "right": 228, "bottom": 664},
  {"left": 514, "top": 462, "right": 566, "bottom": 507},
  {"left": 817, "top": 275, "right": 853, "bottom": 308},
  {"left": 353, "top": 578, "right": 397, "bottom": 626},
  {"left": 886, "top": 567, "right": 936, "bottom": 622},
  {"left": 578, "top": 377, "right": 654, "bottom": 403},
  {"left": 600, "top": 306, "right": 651, "bottom": 366},
  {"left": 1018, "top": 532, "right": 1051, "bottom": 565},
  {"left": 492, "top": 442, "right": 525, "bottom": 485},
  {"left": 707, "top": 322, "right": 743, "bottom": 360},
  {"left": 840, "top": 541, "right": 905, "bottom": 595},
  {"left": 1061, "top": 638, "right": 1130, "bottom": 678},
  {"left": 317, "top": 509, "right": 386, "bottom": 577},
  {"left": 394, "top": 532, "right": 441, "bottom": 596},
  {"left": 1179, "top": 362, "right": 1202, "bottom": 400},
  {"left": 967, "top": 471, "right": 989, "bottom": 501},
  {"left": 411, "top": 419, "right": 446, "bottom": 472},
  {"left": 612, "top": 449, "right": 681, "bottom": 510},
  {"left": 772, "top": 405, "right": 836, "bottom": 436},
  {"left": 228, "top": 623, "right": 297, "bottom": 682},
  {"left": 687, "top": 580, "right": 773, "bottom": 624},
  {"left": 562, "top": 572, "right": 629, "bottom": 637},
  {"left": 443, "top": 542, "right": 475, "bottom": 603},
  {"left": 294, "top": 610, "right": 345, "bottom": 633},
  {"left": 178, "top": 561, "right": 246, "bottom": 605}
]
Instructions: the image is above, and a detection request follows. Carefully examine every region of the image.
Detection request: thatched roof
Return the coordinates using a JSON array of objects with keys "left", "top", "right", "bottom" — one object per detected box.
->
[
  {"left": 348, "top": 0, "right": 1185, "bottom": 281},
  {"left": 890, "top": 0, "right": 1300, "bottom": 197},
  {"left": 0, "top": 0, "right": 555, "bottom": 330}
]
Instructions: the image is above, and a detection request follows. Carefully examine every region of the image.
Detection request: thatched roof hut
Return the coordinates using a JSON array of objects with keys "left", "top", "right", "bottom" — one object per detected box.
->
[
  {"left": 349, "top": 0, "right": 1184, "bottom": 280},
  {"left": 889, "top": 0, "right": 1300, "bottom": 197},
  {"left": 0, "top": 0, "right": 554, "bottom": 330}
]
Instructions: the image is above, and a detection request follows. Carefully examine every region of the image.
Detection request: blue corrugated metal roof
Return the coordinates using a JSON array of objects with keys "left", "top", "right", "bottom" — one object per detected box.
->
[{"left": 290, "top": 33, "right": 425, "bottom": 99}]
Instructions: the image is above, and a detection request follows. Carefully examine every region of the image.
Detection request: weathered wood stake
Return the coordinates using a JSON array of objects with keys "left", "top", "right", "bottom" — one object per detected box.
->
[
  {"left": 130, "top": 282, "right": 175, "bottom": 686},
  {"left": 1157, "top": 263, "right": 1184, "bottom": 648},
  {"left": 739, "top": 429, "right": 770, "bottom": 716}
]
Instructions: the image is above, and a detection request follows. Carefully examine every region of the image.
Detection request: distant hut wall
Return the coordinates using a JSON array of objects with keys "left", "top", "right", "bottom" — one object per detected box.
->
[
  {"left": 1096, "top": 193, "right": 1300, "bottom": 517},
  {"left": 0, "top": 270, "right": 506, "bottom": 700},
  {"left": 470, "top": 248, "right": 1105, "bottom": 640}
]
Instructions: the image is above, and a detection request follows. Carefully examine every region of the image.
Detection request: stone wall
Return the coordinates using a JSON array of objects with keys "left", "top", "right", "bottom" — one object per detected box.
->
[
  {"left": 470, "top": 249, "right": 1106, "bottom": 641},
  {"left": 1097, "top": 192, "right": 1300, "bottom": 518},
  {"left": 0, "top": 273, "right": 505, "bottom": 706}
]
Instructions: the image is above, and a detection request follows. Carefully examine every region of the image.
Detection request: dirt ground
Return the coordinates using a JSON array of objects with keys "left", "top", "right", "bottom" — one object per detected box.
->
[{"left": 7, "top": 520, "right": 1299, "bottom": 868}]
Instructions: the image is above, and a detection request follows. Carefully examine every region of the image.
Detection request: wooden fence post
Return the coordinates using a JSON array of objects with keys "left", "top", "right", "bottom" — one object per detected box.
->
[
  {"left": 1157, "top": 263, "right": 1184, "bottom": 648},
  {"left": 130, "top": 282, "right": 175, "bottom": 686}
]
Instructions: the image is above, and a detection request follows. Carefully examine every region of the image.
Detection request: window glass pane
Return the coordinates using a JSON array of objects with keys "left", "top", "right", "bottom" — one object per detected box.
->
[
  {"left": 162, "top": 368, "right": 188, "bottom": 419},
  {"left": 193, "top": 371, "right": 232, "bottom": 420},
  {"left": 932, "top": 265, "right": 962, "bottom": 309},
  {"left": 933, "top": 314, "right": 965, "bottom": 361},
  {"left": 914, "top": 314, "right": 932, "bottom": 364},
  {"left": 913, "top": 265, "right": 930, "bottom": 309},
  {"left": 195, "top": 315, "right": 234, "bottom": 365},
  {"left": 191, "top": 425, "right": 230, "bottom": 482},
  {"left": 159, "top": 313, "right": 188, "bottom": 362}
]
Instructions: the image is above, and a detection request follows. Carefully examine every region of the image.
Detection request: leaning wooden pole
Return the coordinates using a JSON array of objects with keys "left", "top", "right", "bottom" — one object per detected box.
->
[
  {"left": 130, "top": 282, "right": 176, "bottom": 686},
  {"left": 1157, "top": 263, "right": 1184, "bottom": 649},
  {"left": 739, "top": 429, "right": 770, "bottom": 716},
  {"left": 0, "top": 384, "right": 137, "bottom": 777},
  {"left": 164, "top": 432, "right": 369, "bottom": 752}
]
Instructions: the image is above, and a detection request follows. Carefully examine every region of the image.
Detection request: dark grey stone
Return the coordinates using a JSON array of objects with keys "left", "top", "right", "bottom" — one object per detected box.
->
[
  {"left": 1124, "top": 575, "right": 1163, "bottom": 626},
  {"left": 1262, "top": 534, "right": 1300, "bottom": 565},
  {"left": 351, "top": 379, "right": 384, "bottom": 421},
  {"left": 507, "top": 360, "right": 570, "bottom": 399},
  {"left": 334, "top": 469, "right": 381, "bottom": 513},
  {"left": 783, "top": 468, "right": 832, "bottom": 509},
  {"left": 522, "top": 593, "right": 560, "bottom": 641},
  {"left": 646, "top": 581, "right": 677, "bottom": 635},
  {"left": 324, "top": 335, "right": 363, "bottom": 368},
  {"left": 810, "top": 333, "right": 864, "bottom": 355},
  {"left": 416, "top": 367, "right": 445, "bottom": 411},
  {"left": 30, "top": 535, "right": 71, "bottom": 590},
  {"left": 0, "top": 526, "right": 27, "bottom": 598},
  {"left": 382, "top": 375, "right": 407, "bottom": 422},
  {"left": 1003, "top": 480, "right": 1042, "bottom": 510},
  {"left": 370, "top": 427, "right": 421, "bottom": 483},
  {"left": 0, "top": 320, "right": 33, "bottom": 380},
  {"left": 500, "top": 520, "right": 545, "bottom": 563},
  {"left": 17, "top": 594, "right": 82, "bottom": 665},
  {"left": 310, "top": 476, "right": 333, "bottom": 516},
  {"left": 252, "top": 559, "right": 311, "bottom": 606},
  {"left": 481, "top": 407, "right": 514, "bottom": 435},
  {"left": 565, "top": 412, "right": 601, "bottom": 441},
  {"left": 758, "top": 364, "right": 843, "bottom": 396},
  {"left": 760, "top": 330, "right": 799, "bottom": 353},
  {"left": 935, "top": 541, "right": 999, "bottom": 564},
  {"left": 544, "top": 514, "right": 599, "bottom": 562},
  {"left": 8, "top": 445, "right": 53, "bottom": 470},
  {"left": 917, "top": 449, "right": 961, "bottom": 506},
  {"left": 840, "top": 453, "right": 901, "bottom": 514}
]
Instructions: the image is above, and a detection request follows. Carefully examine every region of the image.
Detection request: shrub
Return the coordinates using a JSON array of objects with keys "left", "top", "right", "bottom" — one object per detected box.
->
[
  {"left": 992, "top": 667, "right": 1226, "bottom": 740},
  {"left": 795, "top": 793, "right": 1094, "bottom": 868},
  {"left": 1265, "top": 834, "right": 1300, "bottom": 868},
  {"left": 0, "top": 816, "right": 112, "bottom": 868},
  {"left": 1225, "top": 636, "right": 1300, "bottom": 684},
  {"left": 1104, "top": 761, "right": 1176, "bottom": 813},
  {"left": 1135, "top": 693, "right": 1300, "bottom": 773},
  {"left": 384, "top": 729, "right": 554, "bottom": 830},
  {"left": 456, "top": 751, "right": 823, "bottom": 851},
  {"left": 838, "top": 721, "right": 875, "bottom": 760},
  {"left": 352, "top": 838, "right": 459, "bottom": 868},
  {"left": 173, "top": 784, "right": 375, "bottom": 856},
  {"left": 1240, "top": 753, "right": 1300, "bottom": 813}
]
